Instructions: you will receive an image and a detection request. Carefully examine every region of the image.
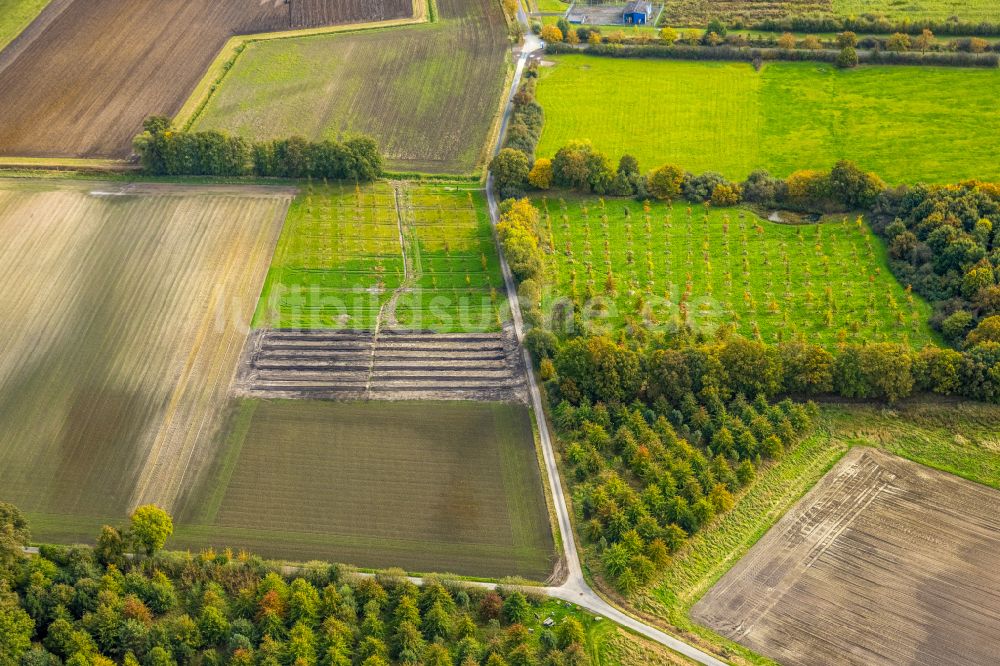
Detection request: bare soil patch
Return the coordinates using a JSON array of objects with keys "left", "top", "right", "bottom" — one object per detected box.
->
[
  {"left": 0, "top": 0, "right": 413, "bottom": 158},
  {"left": 692, "top": 447, "right": 1000, "bottom": 666},
  {"left": 235, "top": 326, "right": 527, "bottom": 402},
  {"left": 0, "top": 178, "right": 289, "bottom": 540}
]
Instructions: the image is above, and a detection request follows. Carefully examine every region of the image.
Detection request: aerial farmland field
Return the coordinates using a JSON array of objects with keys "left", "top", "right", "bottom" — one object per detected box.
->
[
  {"left": 172, "top": 399, "right": 555, "bottom": 578},
  {"left": 0, "top": 0, "right": 51, "bottom": 53},
  {"left": 535, "top": 196, "right": 935, "bottom": 345},
  {"left": 661, "top": 0, "right": 1000, "bottom": 25},
  {"left": 691, "top": 447, "right": 1000, "bottom": 666},
  {"left": 0, "top": 0, "right": 416, "bottom": 159},
  {"left": 534, "top": 57, "right": 1000, "bottom": 184},
  {"left": 190, "top": 0, "right": 509, "bottom": 174},
  {"left": 255, "top": 182, "right": 507, "bottom": 332},
  {"left": 0, "top": 179, "right": 290, "bottom": 543}
]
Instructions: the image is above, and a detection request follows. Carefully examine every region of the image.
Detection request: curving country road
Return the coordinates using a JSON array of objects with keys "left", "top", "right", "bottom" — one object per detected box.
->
[{"left": 482, "top": 11, "right": 728, "bottom": 666}]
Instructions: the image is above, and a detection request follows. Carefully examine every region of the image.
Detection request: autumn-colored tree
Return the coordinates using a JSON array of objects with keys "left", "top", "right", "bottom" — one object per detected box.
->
[
  {"left": 836, "top": 31, "right": 858, "bottom": 48},
  {"left": 540, "top": 25, "right": 562, "bottom": 43},
  {"left": 777, "top": 32, "right": 796, "bottom": 49},
  {"left": 800, "top": 35, "right": 821, "bottom": 50},
  {"left": 886, "top": 32, "right": 911, "bottom": 51},
  {"left": 647, "top": 163, "right": 685, "bottom": 200},
  {"left": 915, "top": 28, "right": 935, "bottom": 53},
  {"left": 528, "top": 158, "right": 553, "bottom": 189}
]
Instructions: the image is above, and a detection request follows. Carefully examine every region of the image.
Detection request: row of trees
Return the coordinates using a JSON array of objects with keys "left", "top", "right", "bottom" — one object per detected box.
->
[
  {"left": 552, "top": 390, "right": 814, "bottom": 594},
  {"left": 870, "top": 182, "right": 1000, "bottom": 346},
  {"left": 544, "top": 20, "right": 994, "bottom": 56},
  {"left": 0, "top": 506, "right": 593, "bottom": 666},
  {"left": 501, "top": 71, "right": 543, "bottom": 161},
  {"left": 491, "top": 153, "right": 1000, "bottom": 348},
  {"left": 749, "top": 14, "right": 1000, "bottom": 37},
  {"left": 133, "top": 117, "right": 383, "bottom": 180},
  {"left": 544, "top": 40, "right": 1000, "bottom": 68},
  {"left": 530, "top": 326, "right": 1000, "bottom": 406},
  {"left": 493, "top": 142, "right": 883, "bottom": 213}
]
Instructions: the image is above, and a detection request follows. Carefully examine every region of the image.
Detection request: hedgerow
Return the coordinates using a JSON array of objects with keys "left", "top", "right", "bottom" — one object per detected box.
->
[{"left": 133, "top": 117, "right": 383, "bottom": 180}]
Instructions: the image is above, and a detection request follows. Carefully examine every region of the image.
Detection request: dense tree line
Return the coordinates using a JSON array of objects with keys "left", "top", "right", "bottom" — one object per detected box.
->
[
  {"left": 525, "top": 328, "right": 818, "bottom": 594},
  {"left": 543, "top": 41, "right": 1000, "bottom": 68},
  {"left": 490, "top": 153, "right": 1000, "bottom": 349},
  {"left": 521, "top": 321, "right": 997, "bottom": 588},
  {"left": 493, "top": 142, "right": 882, "bottom": 212},
  {"left": 501, "top": 71, "right": 543, "bottom": 160},
  {"left": 750, "top": 14, "right": 1000, "bottom": 38},
  {"left": 0, "top": 505, "right": 593, "bottom": 666},
  {"left": 133, "top": 118, "right": 383, "bottom": 180},
  {"left": 870, "top": 182, "right": 1000, "bottom": 346}
]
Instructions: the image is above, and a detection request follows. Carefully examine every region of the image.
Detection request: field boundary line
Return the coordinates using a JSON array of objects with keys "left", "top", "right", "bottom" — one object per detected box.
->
[
  {"left": 174, "top": 0, "right": 432, "bottom": 132},
  {"left": 477, "top": 53, "right": 519, "bottom": 183}
]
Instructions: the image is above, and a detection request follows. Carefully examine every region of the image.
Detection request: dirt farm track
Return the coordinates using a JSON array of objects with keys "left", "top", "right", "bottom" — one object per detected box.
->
[{"left": 0, "top": 0, "right": 413, "bottom": 158}]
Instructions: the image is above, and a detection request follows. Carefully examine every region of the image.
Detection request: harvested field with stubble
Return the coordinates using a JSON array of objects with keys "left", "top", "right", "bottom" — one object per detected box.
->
[
  {"left": 0, "top": 0, "right": 416, "bottom": 158},
  {"left": 0, "top": 179, "right": 290, "bottom": 543},
  {"left": 191, "top": 0, "right": 509, "bottom": 174},
  {"left": 173, "top": 400, "right": 555, "bottom": 579},
  {"left": 691, "top": 447, "right": 1000, "bottom": 666}
]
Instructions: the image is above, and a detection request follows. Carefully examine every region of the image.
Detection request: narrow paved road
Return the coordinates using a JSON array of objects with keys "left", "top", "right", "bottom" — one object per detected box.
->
[{"left": 482, "top": 16, "right": 729, "bottom": 666}]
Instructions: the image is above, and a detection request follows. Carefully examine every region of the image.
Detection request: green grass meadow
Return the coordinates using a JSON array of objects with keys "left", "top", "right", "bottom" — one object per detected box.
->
[
  {"left": 535, "top": 57, "right": 1000, "bottom": 184},
  {"left": 832, "top": 0, "right": 1000, "bottom": 21},
  {"left": 535, "top": 196, "right": 935, "bottom": 346},
  {"left": 660, "top": 0, "right": 1000, "bottom": 26},
  {"left": 0, "top": 0, "right": 50, "bottom": 52},
  {"left": 253, "top": 181, "right": 508, "bottom": 332},
  {"left": 628, "top": 399, "right": 1000, "bottom": 666},
  {"left": 172, "top": 400, "right": 555, "bottom": 580}
]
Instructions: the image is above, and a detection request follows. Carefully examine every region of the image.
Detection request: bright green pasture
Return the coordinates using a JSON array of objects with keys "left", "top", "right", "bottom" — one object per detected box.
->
[
  {"left": 660, "top": 0, "right": 1000, "bottom": 25},
  {"left": 254, "top": 182, "right": 507, "bottom": 332},
  {"left": 534, "top": 57, "right": 1000, "bottom": 184},
  {"left": 0, "top": 0, "right": 50, "bottom": 53},
  {"left": 832, "top": 0, "right": 1000, "bottom": 21},
  {"left": 536, "top": 196, "right": 935, "bottom": 346},
  {"left": 172, "top": 399, "right": 555, "bottom": 579}
]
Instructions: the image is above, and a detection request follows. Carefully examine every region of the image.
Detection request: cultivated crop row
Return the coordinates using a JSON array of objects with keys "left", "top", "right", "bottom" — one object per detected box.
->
[{"left": 537, "top": 197, "right": 935, "bottom": 345}]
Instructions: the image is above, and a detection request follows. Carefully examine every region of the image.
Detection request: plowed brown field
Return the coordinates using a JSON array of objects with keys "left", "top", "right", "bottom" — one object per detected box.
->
[
  {"left": 692, "top": 447, "right": 1000, "bottom": 666},
  {"left": 0, "top": 179, "right": 290, "bottom": 542},
  {"left": 0, "top": 0, "right": 414, "bottom": 158}
]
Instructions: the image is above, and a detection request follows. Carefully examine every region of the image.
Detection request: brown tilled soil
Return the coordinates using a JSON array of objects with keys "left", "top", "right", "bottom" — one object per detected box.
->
[
  {"left": 0, "top": 0, "right": 413, "bottom": 158},
  {"left": 692, "top": 447, "right": 1000, "bottom": 666},
  {"left": 234, "top": 325, "right": 528, "bottom": 402},
  {"left": 291, "top": 0, "right": 412, "bottom": 27}
]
